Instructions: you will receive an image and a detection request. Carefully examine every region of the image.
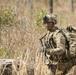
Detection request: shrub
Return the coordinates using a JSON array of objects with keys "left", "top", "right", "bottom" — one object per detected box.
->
[
  {"left": 35, "top": 9, "right": 47, "bottom": 31},
  {"left": 0, "top": 4, "right": 18, "bottom": 26}
]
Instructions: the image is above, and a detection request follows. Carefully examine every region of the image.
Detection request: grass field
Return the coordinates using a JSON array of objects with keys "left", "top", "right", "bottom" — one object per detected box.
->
[{"left": 0, "top": 0, "right": 76, "bottom": 75}]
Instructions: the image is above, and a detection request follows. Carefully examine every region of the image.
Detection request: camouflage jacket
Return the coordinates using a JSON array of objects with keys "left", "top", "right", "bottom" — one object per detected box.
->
[{"left": 42, "top": 29, "right": 66, "bottom": 64}]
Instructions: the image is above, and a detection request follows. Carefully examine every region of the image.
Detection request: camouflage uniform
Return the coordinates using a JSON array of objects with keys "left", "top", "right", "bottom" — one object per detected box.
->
[
  {"left": 41, "top": 14, "right": 76, "bottom": 75},
  {"left": 43, "top": 29, "right": 66, "bottom": 75}
]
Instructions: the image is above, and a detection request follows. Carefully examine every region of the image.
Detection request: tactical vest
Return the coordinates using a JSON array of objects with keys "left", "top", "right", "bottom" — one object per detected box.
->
[{"left": 44, "top": 30, "right": 63, "bottom": 65}]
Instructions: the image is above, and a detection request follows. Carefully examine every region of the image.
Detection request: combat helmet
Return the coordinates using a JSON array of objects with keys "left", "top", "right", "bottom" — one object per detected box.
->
[{"left": 43, "top": 14, "right": 57, "bottom": 24}]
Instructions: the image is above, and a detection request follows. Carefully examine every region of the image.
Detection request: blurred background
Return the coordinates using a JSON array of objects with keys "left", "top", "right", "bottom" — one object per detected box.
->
[{"left": 0, "top": 0, "right": 76, "bottom": 75}]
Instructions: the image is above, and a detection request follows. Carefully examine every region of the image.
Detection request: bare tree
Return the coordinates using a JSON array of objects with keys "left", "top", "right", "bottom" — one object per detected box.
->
[
  {"left": 49, "top": 0, "right": 53, "bottom": 13},
  {"left": 68, "top": 0, "right": 74, "bottom": 12}
]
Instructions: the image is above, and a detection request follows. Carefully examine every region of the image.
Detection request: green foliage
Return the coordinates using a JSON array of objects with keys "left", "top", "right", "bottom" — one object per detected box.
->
[
  {"left": 35, "top": 9, "right": 47, "bottom": 31},
  {"left": 0, "top": 46, "right": 4, "bottom": 57},
  {"left": 0, "top": 4, "right": 18, "bottom": 26}
]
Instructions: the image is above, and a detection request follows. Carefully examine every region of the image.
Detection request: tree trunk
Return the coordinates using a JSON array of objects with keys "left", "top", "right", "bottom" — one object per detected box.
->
[
  {"left": 49, "top": 0, "right": 53, "bottom": 13},
  {"left": 68, "top": 0, "right": 74, "bottom": 12}
]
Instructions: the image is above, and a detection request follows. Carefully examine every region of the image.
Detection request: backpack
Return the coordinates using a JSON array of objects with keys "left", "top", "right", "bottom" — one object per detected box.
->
[{"left": 62, "top": 25, "right": 76, "bottom": 58}]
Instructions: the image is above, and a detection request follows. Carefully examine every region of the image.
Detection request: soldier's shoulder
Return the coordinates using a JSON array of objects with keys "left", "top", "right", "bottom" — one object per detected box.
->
[{"left": 53, "top": 29, "right": 62, "bottom": 37}]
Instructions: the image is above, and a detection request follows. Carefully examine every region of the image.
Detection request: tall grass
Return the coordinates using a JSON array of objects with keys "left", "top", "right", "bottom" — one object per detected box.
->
[{"left": 0, "top": 0, "right": 76, "bottom": 75}]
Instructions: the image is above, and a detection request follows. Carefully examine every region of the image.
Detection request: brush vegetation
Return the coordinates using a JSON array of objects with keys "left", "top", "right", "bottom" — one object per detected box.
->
[{"left": 0, "top": 0, "right": 76, "bottom": 75}]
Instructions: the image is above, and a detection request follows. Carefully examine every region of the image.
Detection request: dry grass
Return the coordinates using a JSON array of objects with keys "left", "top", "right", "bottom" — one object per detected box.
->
[{"left": 0, "top": 0, "right": 76, "bottom": 75}]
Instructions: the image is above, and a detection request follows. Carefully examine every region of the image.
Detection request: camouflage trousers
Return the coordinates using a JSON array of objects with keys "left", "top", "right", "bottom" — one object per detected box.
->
[{"left": 46, "top": 62, "right": 76, "bottom": 75}]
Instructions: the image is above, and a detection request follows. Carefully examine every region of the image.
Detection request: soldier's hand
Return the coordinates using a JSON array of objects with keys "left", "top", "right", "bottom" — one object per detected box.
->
[
  {"left": 40, "top": 46, "right": 46, "bottom": 52},
  {"left": 45, "top": 49, "right": 53, "bottom": 55}
]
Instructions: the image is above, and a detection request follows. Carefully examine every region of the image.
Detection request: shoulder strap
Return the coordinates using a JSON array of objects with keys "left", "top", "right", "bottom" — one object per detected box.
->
[
  {"left": 49, "top": 30, "right": 60, "bottom": 48},
  {"left": 61, "top": 30, "right": 69, "bottom": 48},
  {"left": 53, "top": 29, "right": 71, "bottom": 58},
  {"left": 60, "top": 29, "right": 71, "bottom": 58},
  {"left": 53, "top": 29, "right": 61, "bottom": 37}
]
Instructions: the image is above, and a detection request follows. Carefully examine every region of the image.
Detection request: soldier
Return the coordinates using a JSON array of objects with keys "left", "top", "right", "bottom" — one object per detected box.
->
[{"left": 39, "top": 14, "right": 75, "bottom": 75}]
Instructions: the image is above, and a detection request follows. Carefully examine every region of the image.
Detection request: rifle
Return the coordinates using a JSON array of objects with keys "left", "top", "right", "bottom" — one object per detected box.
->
[
  {"left": 39, "top": 33, "right": 49, "bottom": 64},
  {"left": 39, "top": 33, "right": 47, "bottom": 52}
]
